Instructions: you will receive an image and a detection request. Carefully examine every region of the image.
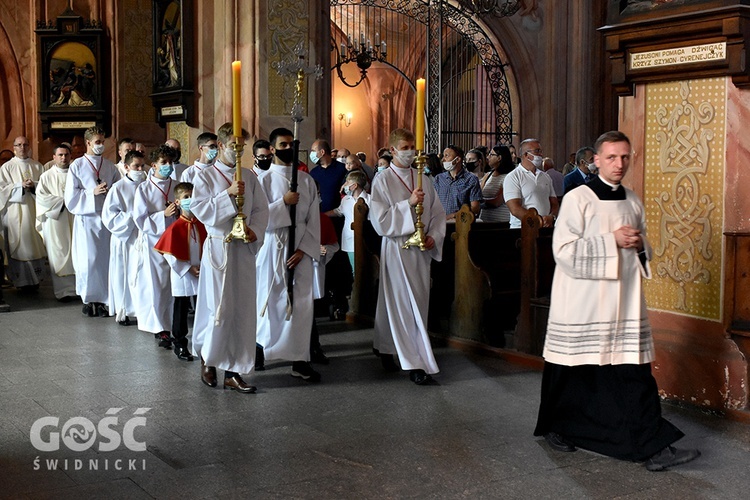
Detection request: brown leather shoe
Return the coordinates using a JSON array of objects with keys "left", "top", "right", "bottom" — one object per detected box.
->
[
  {"left": 223, "top": 375, "right": 257, "bottom": 394},
  {"left": 201, "top": 359, "right": 217, "bottom": 388}
]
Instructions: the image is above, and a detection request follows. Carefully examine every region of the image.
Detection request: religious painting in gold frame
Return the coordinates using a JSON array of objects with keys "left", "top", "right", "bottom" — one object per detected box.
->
[{"left": 35, "top": 9, "right": 106, "bottom": 137}]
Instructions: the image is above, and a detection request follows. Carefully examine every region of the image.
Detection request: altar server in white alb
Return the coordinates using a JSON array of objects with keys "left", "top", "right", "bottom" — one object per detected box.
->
[
  {"left": 180, "top": 132, "right": 218, "bottom": 183},
  {"left": 370, "top": 128, "right": 446, "bottom": 385},
  {"left": 64, "top": 126, "right": 120, "bottom": 317},
  {"left": 0, "top": 136, "right": 47, "bottom": 290},
  {"left": 102, "top": 150, "right": 147, "bottom": 326},
  {"left": 534, "top": 131, "right": 700, "bottom": 472},
  {"left": 35, "top": 144, "right": 76, "bottom": 300},
  {"left": 190, "top": 123, "right": 269, "bottom": 393},
  {"left": 132, "top": 144, "right": 178, "bottom": 347},
  {"left": 256, "top": 127, "right": 321, "bottom": 383}
]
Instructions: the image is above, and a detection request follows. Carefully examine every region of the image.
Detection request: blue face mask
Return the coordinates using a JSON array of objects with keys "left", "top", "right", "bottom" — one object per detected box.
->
[
  {"left": 158, "top": 163, "right": 174, "bottom": 178},
  {"left": 205, "top": 148, "right": 218, "bottom": 162},
  {"left": 179, "top": 198, "right": 192, "bottom": 212}
]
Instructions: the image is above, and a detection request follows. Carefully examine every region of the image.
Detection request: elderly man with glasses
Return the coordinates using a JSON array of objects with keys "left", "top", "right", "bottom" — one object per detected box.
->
[{"left": 0, "top": 136, "right": 47, "bottom": 291}]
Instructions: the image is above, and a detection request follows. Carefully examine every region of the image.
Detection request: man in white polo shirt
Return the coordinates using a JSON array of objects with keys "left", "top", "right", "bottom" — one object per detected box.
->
[{"left": 503, "top": 138, "right": 558, "bottom": 229}]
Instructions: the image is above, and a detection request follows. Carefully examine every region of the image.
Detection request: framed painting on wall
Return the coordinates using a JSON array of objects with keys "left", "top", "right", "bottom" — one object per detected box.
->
[{"left": 35, "top": 9, "right": 107, "bottom": 137}]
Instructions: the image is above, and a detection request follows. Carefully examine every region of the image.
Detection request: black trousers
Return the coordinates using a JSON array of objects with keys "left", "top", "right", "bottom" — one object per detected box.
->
[
  {"left": 172, "top": 296, "right": 194, "bottom": 348},
  {"left": 534, "top": 361, "right": 684, "bottom": 461}
]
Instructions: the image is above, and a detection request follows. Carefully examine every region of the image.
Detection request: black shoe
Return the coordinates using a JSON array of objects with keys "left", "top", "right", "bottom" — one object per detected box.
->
[
  {"left": 543, "top": 432, "right": 577, "bottom": 452},
  {"left": 96, "top": 303, "right": 109, "bottom": 317},
  {"left": 255, "top": 344, "right": 265, "bottom": 371},
  {"left": 310, "top": 346, "right": 330, "bottom": 365},
  {"left": 174, "top": 346, "right": 194, "bottom": 361},
  {"left": 409, "top": 369, "right": 432, "bottom": 385},
  {"left": 291, "top": 361, "right": 321, "bottom": 382},
  {"left": 645, "top": 446, "right": 700, "bottom": 471},
  {"left": 118, "top": 316, "right": 133, "bottom": 326},
  {"left": 381, "top": 354, "right": 399, "bottom": 372},
  {"left": 82, "top": 303, "right": 96, "bottom": 317},
  {"left": 157, "top": 332, "right": 173, "bottom": 349}
]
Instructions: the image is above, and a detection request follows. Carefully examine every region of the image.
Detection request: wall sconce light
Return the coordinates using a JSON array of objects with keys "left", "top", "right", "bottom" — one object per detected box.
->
[{"left": 338, "top": 112, "right": 352, "bottom": 127}]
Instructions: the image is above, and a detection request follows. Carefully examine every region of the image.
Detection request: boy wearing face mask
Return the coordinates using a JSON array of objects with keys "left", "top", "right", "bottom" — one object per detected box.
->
[
  {"left": 433, "top": 144, "right": 482, "bottom": 220},
  {"left": 181, "top": 132, "right": 218, "bottom": 183},
  {"left": 154, "top": 182, "right": 206, "bottom": 362},
  {"left": 503, "top": 138, "right": 558, "bottom": 229},
  {"left": 102, "top": 150, "right": 148, "bottom": 326},
  {"left": 65, "top": 126, "right": 121, "bottom": 317},
  {"left": 369, "top": 128, "right": 446, "bottom": 385},
  {"left": 132, "top": 144, "right": 179, "bottom": 348}
]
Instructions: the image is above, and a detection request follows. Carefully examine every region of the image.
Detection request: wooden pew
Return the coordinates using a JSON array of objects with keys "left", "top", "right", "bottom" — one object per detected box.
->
[
  {"left": 515, "top": 208, "right": 555, "bottom": 356},
  {"left": 346, "top": 198, "right": 380, "bottom": 324}
]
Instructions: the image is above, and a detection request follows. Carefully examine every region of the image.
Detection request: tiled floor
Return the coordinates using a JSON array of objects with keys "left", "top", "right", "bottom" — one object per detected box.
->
[{"left": 1, "top": 283, "right": 749, "bottom": 499}]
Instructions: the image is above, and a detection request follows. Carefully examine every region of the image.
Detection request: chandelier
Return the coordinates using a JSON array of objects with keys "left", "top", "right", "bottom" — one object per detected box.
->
[
  {"left": 457, "top": 0, "right": 522, "bottom": 17},
  {"left": 332, "top": 31, "right": 387, "bottom": 88}
]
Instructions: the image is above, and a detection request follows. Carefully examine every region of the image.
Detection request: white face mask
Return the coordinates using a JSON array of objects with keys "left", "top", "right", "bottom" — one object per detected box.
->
[
  {"left": 224, "top": 147, "right": 237, "bottom": 165},
  {"left": 443, "top": 160, "right": 456, "bottom": 172},
  {"left": 585, "top": 161, "right": 597, "bottom": 174},
  {"left": 527, "top": 153, "right": 543, "bottom": 169},
  {"left": 92, "top": 144, "right": 105, "bottom": 156},
  {"left": 129, "top": 170, "right": 146, "bottom": 183},
  {"left": 393, "top": 149, "right": 416, "bottom": 167},
  {"left": 309, "top": 151, "right": 319, "bottom": 164}
]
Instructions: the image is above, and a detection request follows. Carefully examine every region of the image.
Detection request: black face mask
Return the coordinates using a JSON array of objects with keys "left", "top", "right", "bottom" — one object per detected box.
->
[
  {"left": 275, "top": 148, "right": 295, "bottom": 164},
  {"left": 465, "top": 161, "right": 477, "bottom": 171},
  {"left": 256, "top": 158, "right": 272, "bottom": 170}
]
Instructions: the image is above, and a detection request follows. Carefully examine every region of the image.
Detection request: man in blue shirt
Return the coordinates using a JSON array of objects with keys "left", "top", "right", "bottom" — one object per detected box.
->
[
  {"left": 433, "top": 145, "right": 482, "bottom": 220},
  {"left": 309, "top": 139, "right": 347, "bottom": 212}
]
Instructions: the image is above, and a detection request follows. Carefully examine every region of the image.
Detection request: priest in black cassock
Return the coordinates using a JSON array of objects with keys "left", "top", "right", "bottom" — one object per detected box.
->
[{"left": 534, "top": 131, "right": 700, "bottom": 472}]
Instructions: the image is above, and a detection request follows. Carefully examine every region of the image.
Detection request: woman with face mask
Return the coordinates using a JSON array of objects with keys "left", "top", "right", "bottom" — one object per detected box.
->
[
  {"left": 479, "top": 144, "right": 514, "bottom": 223},
  {"left": 465, "top": 149, "right": 487, "bottom": 179}
]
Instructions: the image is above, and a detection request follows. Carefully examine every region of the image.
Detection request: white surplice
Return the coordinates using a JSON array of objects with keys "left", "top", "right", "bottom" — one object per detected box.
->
[
  {"left": 35, "top": 166, "right": 76, "bottom": 298},
  {"left": 370, "top": 164, "right": 446, "bottom": 374},
  {"left": 132, "top": 175, "right": 176, "bottom": 333},
  {"left": 256, "top": 164, "right": 320, "bottom": 363},
  {"left": 64, "top": 154, "right": 120, "bottom": 303},
  {"left": 0, "top": 157, "right": 47, "bottom": 286},
  {"left": 180, "top": 160, "right": 210, "bottom": 183},
  {"left": 102, "top": 174, "right": 143, "bottom": 322},
  {"left": 190, "top": 161, "right": 269, "bottom": 373},
  {"left": 543, "top": 184, "right": 655, "bottom": 366}
]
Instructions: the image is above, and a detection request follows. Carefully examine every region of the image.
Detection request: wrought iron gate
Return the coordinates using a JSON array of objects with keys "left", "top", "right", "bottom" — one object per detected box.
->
[{"left": 330, "top": 0, "right": 515, "bottom": 153}]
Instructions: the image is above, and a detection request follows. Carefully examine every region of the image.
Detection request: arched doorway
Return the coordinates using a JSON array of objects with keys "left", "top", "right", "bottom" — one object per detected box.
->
[{"left": 330, "top": 0, "right": 518, "bottom": 158}]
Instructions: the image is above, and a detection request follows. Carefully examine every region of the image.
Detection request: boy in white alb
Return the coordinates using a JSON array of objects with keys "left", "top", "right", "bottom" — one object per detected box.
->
[
  {"left": 64, "top": 126, "right": 121, "bottom": 317},
  {"left": 102, "top": 150, "right": 147, "bottom": 326},
  {"left": 132, "top": 144, "right": 179, "bottom": 347}
]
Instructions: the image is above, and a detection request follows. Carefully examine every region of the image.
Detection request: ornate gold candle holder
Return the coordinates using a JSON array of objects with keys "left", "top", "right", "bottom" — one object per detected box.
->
[
  {"left": 225, "top": 139, "right": 252, "bottom": 243},
  {"left": 402, "top": 150, "right": 427, "bottom": 251}
]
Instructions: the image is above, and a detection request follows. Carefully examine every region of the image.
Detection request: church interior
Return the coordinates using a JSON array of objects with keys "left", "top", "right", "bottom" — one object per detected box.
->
[{"left": 2, "top": 0, "right": 750, "bottom": 497}]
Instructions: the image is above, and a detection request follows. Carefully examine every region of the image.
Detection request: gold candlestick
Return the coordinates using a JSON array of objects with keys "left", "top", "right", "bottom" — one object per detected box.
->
[
  {"left": 403, "top": 150, "right": 427, "bottom": 251},
  {"left": 225, "top": 139, "right": 251, "bottom": 243}
]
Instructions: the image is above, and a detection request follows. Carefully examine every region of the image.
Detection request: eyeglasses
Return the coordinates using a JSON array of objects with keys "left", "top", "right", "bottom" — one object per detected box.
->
[{"left": 487, "top": 152, "right": 498, "bottom": 157}]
